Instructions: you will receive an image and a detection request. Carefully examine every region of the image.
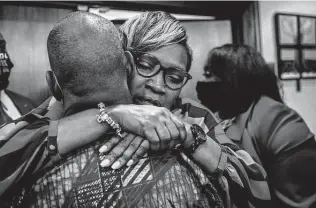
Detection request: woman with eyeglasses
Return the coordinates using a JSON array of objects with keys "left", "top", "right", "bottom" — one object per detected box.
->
[{"left": 0, "top": 12, "right": 271, "bottom": 207}]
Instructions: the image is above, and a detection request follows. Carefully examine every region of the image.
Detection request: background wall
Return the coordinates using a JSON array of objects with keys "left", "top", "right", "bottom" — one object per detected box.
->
[
  {"left": 259, "top": 1, "right": 316, "bottom": 133},
  {"left": 0, "top": 5, "right": 72, "bottom": 106}
]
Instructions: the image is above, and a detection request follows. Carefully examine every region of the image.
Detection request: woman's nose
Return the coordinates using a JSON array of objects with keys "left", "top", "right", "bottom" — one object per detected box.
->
[{"left": 145, "top": 72, "right": 166, "bottom": 94}]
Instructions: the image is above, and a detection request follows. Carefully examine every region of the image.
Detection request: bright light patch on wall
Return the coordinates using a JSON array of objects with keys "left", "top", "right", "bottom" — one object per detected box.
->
[{"left": 86, "top": 7, "right": 215, "bottom": 21}]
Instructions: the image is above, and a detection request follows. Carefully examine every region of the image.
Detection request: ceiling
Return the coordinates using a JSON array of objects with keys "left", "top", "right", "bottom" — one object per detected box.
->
[{"left": 7, "top": 1, "right": 254, "bottom": 20}]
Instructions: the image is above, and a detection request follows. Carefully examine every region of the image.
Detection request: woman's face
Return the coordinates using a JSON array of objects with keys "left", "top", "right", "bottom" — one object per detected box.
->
[{"left": 129, "top": 44, "right": 188, "bottom": 109}]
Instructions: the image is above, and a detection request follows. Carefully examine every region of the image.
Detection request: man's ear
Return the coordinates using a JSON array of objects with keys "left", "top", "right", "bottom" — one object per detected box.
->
[
  {"left": 124, "top": 51, "right": 136, "bottom": 79},
  {"left": 46, "top": 71, "right": 63, "bottom": 101}
]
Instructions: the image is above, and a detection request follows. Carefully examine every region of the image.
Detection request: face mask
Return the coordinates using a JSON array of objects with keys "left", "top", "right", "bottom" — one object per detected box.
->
[
  {"left": 196, "top": 81, "right": 237, "bottom": 116},
  {"left": 0, "top": 43, "right": 13, "bottom": 90}
]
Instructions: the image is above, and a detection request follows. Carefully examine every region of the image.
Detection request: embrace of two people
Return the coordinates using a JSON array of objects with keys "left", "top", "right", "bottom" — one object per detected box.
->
[{"left": 0, "top": 11, "right": 272, "bottom": 208}]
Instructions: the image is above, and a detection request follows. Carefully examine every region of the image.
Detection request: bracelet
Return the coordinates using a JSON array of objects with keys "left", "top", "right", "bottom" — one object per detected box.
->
[{"left": 96, "top": 102, "right": 123, "bottom": 138}]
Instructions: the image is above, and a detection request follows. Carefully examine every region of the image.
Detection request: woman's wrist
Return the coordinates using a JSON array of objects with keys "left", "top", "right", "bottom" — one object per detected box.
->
[
  {"left": 181, "top": 123, "right": 222, "bottom": 173},
  {"left": 97, "top": 103, "right": 123, "bottom": 138},
  {"left": 106, "top": 105, "right": 124, "bottom": 125},
  {"left": 190, "top": 138, "right": 222, "bottom": 173},
  {"left": 182, "top": 123, "right": 195, "bottom": 148},
  {"left": 57, "top": 108, "right": 113, "bottom": 155}
]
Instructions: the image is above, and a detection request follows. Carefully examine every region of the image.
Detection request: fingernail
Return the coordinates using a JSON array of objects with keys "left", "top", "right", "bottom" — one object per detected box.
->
[
  {"left": 100, "top": 159, "right": 110, "bottom": 167},
  {"left": 111, "top": 161, "right": 120, "bottom": 169},
  {"left": 99, "top": 145, "right": 108, "bottom": 153},
  {"left": 127, "top": 160, "right": 134, "bottom": 166}
]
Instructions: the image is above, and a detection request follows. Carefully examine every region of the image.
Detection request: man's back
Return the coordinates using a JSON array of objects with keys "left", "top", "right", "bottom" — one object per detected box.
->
[{"left": 22, "top": 138, "right": 223, "bottom": 208}]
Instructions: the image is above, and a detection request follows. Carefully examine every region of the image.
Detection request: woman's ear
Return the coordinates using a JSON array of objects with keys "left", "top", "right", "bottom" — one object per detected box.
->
[
  {"left": 46, "top": 71, "right": 63, "bottom": 101},
  {"left": 124, "top": 51, "right": 136, "bottom": 79}
]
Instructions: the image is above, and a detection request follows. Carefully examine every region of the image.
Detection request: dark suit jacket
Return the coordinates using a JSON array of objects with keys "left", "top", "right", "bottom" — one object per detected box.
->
[
  {"left": 0, "top": 90, "right": 36, "bottom": 126},
  {"left": 4, "top": 89, "right": 35, "bottom": 115},
  {"left": 225, "top": 95, "right": 316, "bottom": 208}
]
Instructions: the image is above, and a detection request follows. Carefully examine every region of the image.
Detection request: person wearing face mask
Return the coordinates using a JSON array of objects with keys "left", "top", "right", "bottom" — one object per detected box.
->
[
  {"left": 0, "top": 13, "right": 272, "bottom": 208},
  {"left": 0, "top": 33, "right": 35, "bottom": 126},
  {"left": 197, "top": 44, "right": 316, "bottom": 208}
]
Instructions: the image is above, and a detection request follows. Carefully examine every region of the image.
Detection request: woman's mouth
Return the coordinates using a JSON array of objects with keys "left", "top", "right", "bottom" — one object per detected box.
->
[{"left": 133, "top": 97, "right": 162, "bottom": 107}]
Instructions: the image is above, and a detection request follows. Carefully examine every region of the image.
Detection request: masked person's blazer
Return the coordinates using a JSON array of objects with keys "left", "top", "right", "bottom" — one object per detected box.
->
[{"left": 225, "top": 95, "right": 316, "bottom": 208}]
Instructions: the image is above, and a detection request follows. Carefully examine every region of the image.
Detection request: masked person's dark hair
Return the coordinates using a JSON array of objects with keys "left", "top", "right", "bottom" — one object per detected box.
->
[{"left": 197, "top": 44, "right": 283, "bottom": 119}]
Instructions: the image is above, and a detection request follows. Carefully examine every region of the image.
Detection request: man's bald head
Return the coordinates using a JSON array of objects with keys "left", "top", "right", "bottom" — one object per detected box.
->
[{"left": 47, "top": 11, "right": 131, "bottom": 112}]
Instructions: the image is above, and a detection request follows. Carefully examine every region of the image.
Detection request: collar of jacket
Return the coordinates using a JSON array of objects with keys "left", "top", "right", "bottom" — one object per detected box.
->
[{"left": 225, "top": 100, "right": 256, "bottom": 142}]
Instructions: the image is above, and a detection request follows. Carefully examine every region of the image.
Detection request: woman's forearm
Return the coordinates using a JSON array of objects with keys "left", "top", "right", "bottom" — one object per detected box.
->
[
  {"left": 190, "top": 138, "right": 222, "bottom": 173},
  {"left": 57, "top": 108, "right": 111, "bottom": 155},
  {"left": 182, "top": 123, "right": 222, "bottom": 173}
]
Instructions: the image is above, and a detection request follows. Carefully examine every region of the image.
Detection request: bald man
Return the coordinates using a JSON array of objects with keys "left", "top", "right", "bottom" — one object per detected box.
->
[{"left": 0, "top": 11, "right": 132, "bottom": 207}]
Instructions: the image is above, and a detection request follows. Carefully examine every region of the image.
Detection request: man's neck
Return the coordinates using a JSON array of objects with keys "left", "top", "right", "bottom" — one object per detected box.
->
[
  {"left": 63, "top": 89, "right": 132, "bottom": 117},
  {"left": 64, "top": 102, "right": 98, "bottom": 117},
  {"left": 44, "top": 97, "right": 64, "bottom": 120}
]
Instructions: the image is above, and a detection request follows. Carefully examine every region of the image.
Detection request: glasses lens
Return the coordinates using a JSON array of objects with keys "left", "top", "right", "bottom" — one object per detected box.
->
[
  {"left": 135, "top": 53, "right": 190, "bottom": 90},
  {"left": 165, "top": 69, "right": 188, "bottom": 89},
  {"left": 136, "top": 55, "right": 160, "bottom": 77}
]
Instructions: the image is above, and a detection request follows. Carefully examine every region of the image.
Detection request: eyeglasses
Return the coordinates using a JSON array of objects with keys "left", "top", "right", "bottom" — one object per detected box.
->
[{"left": 133, "top": 53, "right": 192, "bottom": 90}]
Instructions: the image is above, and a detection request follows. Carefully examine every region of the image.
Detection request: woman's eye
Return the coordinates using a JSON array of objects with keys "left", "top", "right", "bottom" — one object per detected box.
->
[
  {"left": 166, "top": 74, "right": 183, "bottom": 83},
  {"left": 137, "top": 61, "right": 154, "bottom": 71}
]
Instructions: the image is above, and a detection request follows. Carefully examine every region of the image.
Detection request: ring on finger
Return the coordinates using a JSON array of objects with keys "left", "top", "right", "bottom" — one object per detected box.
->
[{"left": 172, "top": 144, "right": 182, "bottom": 151}]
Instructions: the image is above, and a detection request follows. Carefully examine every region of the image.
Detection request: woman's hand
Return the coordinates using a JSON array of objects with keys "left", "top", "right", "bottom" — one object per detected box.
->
[
  {"left": 99, "top": 132, "right": 150, "bottom": 169},
  {"left": 108, "top": 105, "right": 187, "bottom": 151}
]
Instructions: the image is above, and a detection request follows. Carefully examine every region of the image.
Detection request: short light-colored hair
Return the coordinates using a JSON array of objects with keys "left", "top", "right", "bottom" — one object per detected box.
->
[{"left": 120, "top": 11, "right": 192, "bottom": 71}]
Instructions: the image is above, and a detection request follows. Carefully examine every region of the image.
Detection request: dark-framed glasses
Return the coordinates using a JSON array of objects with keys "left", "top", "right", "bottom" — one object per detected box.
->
[{"left": 133, "top": 53, "right": 192, "bottom": 90}]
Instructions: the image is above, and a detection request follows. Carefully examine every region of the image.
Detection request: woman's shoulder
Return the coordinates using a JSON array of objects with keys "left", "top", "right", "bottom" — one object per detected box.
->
[
  {"left": 251, "top": 95, "right": 314, "bottom": 150},
  {"left": 180, "top": 97, "right": 210, "bottom": 110},
  {"left": 180, "top": 97, "right": 218, "bottom": 118},
  {"left": 178, "top": 97, "right": 220, "bottom": 129},
  {"left": 253, "top": 95, "right": 294, "bottom": 120}
]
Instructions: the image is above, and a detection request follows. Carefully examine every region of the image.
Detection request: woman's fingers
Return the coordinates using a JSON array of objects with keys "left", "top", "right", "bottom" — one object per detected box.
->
[
  {"left": 143, "top": 125, "right": 160, "bottom": 152},
  {"left": 126, "top": 140, "right": 150, "bottom": 167},
  {"left": 99, "top": 134, "right": 122, "bottom": 154},
  {"left": 164, "top": 119, "right": 181, "bottom": 147},
  {"left": 172, "top": 108, "right": 183, "bottom": 117},
  {"left": 110, "top": 136, "right": 144, "bottom": 169},
  {"left": 99, "top": 133, "right": 134, "bottom": 167},
  {"left": 169, "top": 114, "right": 187, "bottom": 143},
  {"left": 154, "top": 125, "right": 171, "bottom": 150}
]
